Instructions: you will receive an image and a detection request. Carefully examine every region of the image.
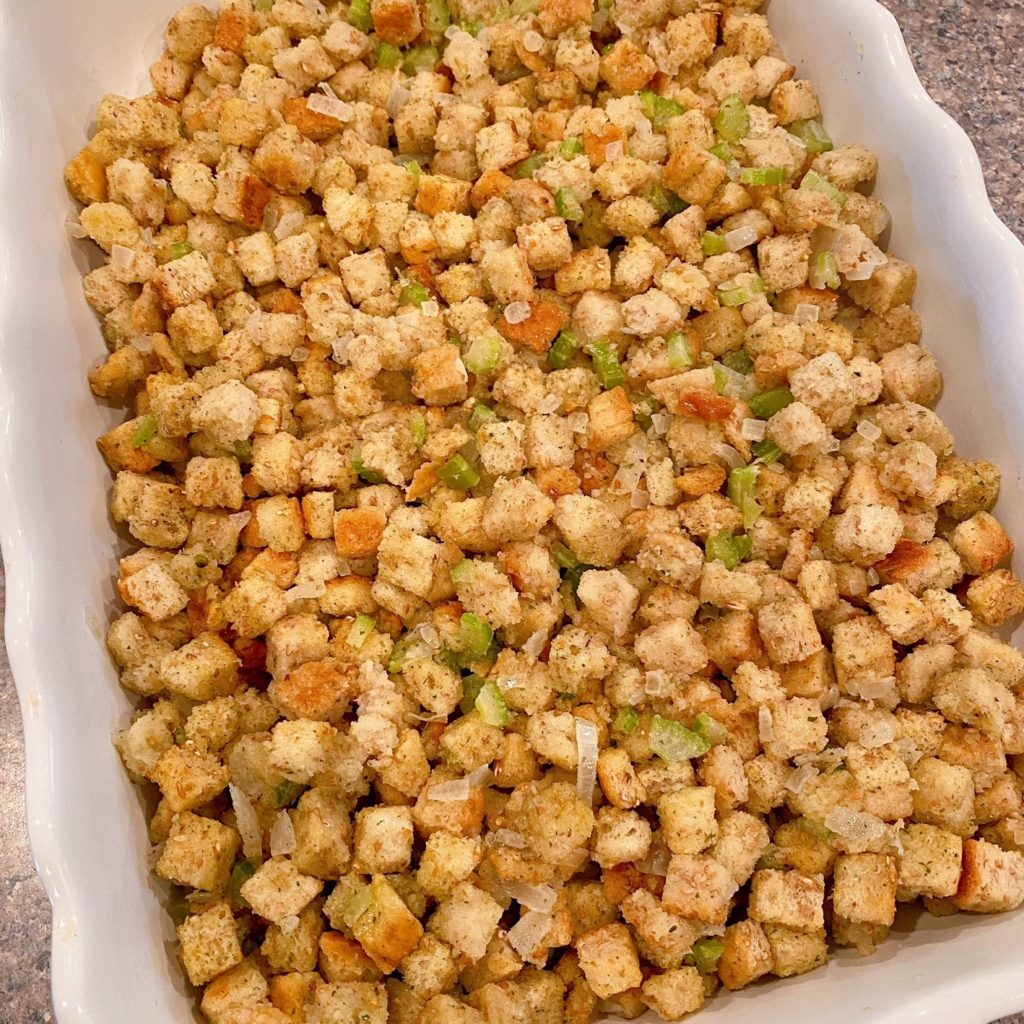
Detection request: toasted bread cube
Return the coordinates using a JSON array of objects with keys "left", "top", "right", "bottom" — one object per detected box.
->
[
  {"left": 576, "top": 569, "right": 639, "bottom": 640},
  {"left": 371, "top": 0, "right": 421, "bottom": 44},
  {"left": 658, "top": 787, "right": 718, "bottom": 855},
  {"left": 832, "top": 615, "right": 896, "bottom": 696},
  {"left": 912, "top": 757, "right": 976, "bottom": 837},
  {"left": 663, "top": 143, "right": 727, "bottom": 207},
  {"left": 199, "top": 958, "right": 269, "bottom": 1023},
  {"left": 184, "top": 457, "right": 245, "bottom": 510},
  {"left": 833, "top": 853, "right": 897, "bottom": 926},
  {"left": 663, "top": 854, "right": 737, "bottom": 923},
  {"left": 256, "top": 495, "right": 306, "bottom": 552},
  {"left": 416, "top": 832, "right": 482, "bottom": 901},
  {"left": 161, "top": 634, "right": 240, "bottom": 701},
  {"left": 347, "top": 875, "right": 424, "bottom": 973},
  {"left": 587, "top": 387, "right": 635, "bottom": 453},
  {"left": 240, "top": 858, "right": 324, "bottom": 925},
  {"left": 178, "top": 902, "right": 243, "bottom": 986},
  {"left": 262, "top": 900, "right": 324, "bottom": 974},
  {"left": 952, "top": 838, "right": 1024, "bottom": 913},
  {"left": 419, "top": 995, "right": 486, "bottom": 1024},
  {"left": 593, "top": 807, "right": 652, "bottom": 868},
  {"left": 764, "top": 924, "right": 828, "bottom": 978},
  {"left": 310, "top": 981, "right": 388, "bottom": 1024},
  {"left": 122, "top": 561, "right": 189, "bottom": 622},
  {"left": 641, "top": 966, "right": 704, "bottom": 1020},
  {"left": 334, "top": 507, "right": 387, "bottom": 558},
  {"left": 756, "top": 598, "right": 823, "bottom": 665},
  {"left": 429, "top": 881, "right": 503, "bottom": 964},
  {"left": 554, "top": 247, "right": 612, "bottom": 296},
  {"left": 156, "top": 811, "right": 239, "bottom": 892},
  {"left": 411, "top": 346, "right": 469, "bottom": 407},
  {"left": 933, "top": 667, "right": 1012, "bottom": 737},
  {"left": 958, "top": 629, "right": 1024, "bottom": 690},
  {"left": 318, "top": 932, "right": 377, "bottom": 984},
  {"left": 950, "top": 511, "right": 1014, "bottom": 575},
  {"left": 765, "top": 697, "right": 828, "bottom": 759},
  {"left": 291, "top": 788, "right": 352, "bottom": 880},
  {"left": 749, "top": 869, "right": 825, "bottom": 931},
  {"left": 846, "top": 256, "right": 917, "bottom": 314},
  {"left": 898, "top": 824, "right": 963, "bottom": 899},
  {"left": 769, "top": 80, "right": 820, "bottom": 123},
  {"left": 576, "top": 923, "right": 643, "bottom": 999},
  {"left": 152, "top": 250, "right": 216, "bottom": 308},
  {"left": 353, "top": 806, "right": 414, "bottom": 874},
  {"left": 152, "top": 745, "right": 228, "bottom": 813},
  {"left": 635, "top": 617, "right": 709, "bottom": 675},
  {"left": 718, "top": 919, "right": 772, "bottom": 991},
  {"left": 967, "top": 569, "right": 1024, "bottom": 626}
]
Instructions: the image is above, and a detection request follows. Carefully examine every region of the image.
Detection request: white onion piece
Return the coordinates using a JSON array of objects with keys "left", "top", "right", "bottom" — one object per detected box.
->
[
  {"left": 784, "top": 763, "right": 819, "bottom": 794},
  {"left": 229, "top": 784, "right": 263, "bottom": 862},
  {"left": 636, "top": 844, "right": 671, "bottom": 877},
  {"left": 537, "top": 393, "right": 562, "bottom": 414},
  {"left": 824, "top": 806, "right": 888, "bottom": 844},
  {"left": 523, "top": 628, "right": 548, "bottom": 660},
  {"left": 330, "top": 336, "right": 351, "bottom": 363},
  {"left": 859, "top": 719, "right": 896, "bottom": 749},
  {"left": 278, "top": 915, "right": 301, "bottom": 935},
  {"left": 758, "top": 706, "right": 774, "bottom": 744},
  {"left": 291, "top": 346, "right": 311, "bottom": 363},
  {"left": 504, "top": 300, "right": 532, "bottom": 324},
  {"left": 286, "top": 579, "right": 327, "bottom": 601},
  {"left": 725, "top": 226, "right": 759, "bottom": 252},
  {"left": 270, "top": 810, "right": 297, "bottom": 857},
  {"left": 645, "top": 670, "right": 670, "bottom": 696},
  {"left": 130, "top": 335, "right": 155, "bottom": 353},
  {"left": 522, "top": 30, "right": 544, "bottom": 52},
  {"left": 505, "top": 882, "right": 557, "bottom": 913},
  {"left": 386, "top": 79, "right": 411, "bottom": 118},
  {"left": 630, "top": 489, "right": 650, "bottom": 509},
  {"left": 444, "top": 24, "right": 461, "bottom": 40},
  {"left": 111, "top": 244, "right": 136, "bottom": 270},
  {"left": 604, "top": 140, "right": 624, "bottom": 162},
  {"left": 228, "top": 510, "right": 252, "bottom": 532},
  {"left": 793, "top": 302, "right": 820, "bottom": 324},
  {"left": 415, "top": 622, "right": 441, "bottom": 649},
  {"left": 507, "top": 909, "right": 552, "bottom": 960},
  {"left": 741, "top": 418, "right": 766, "bottom": 441},
  {"left": 856, "top": 419, "right": 882, "bottom": 442},
  {"left": 307, "top": 92, "right": 354, "bottom": 122},
  {"left": 427, "top": 778, "right": 470, "bottom": 802},
  {"left": 713, "top": 443, "right": 745, "bottom": 470},
  {"left": 65, "top": 218, "right": 88, "bottom": 239},
  {"left": 486, "top": 828, "right": 528, "bottom": 849},
  {"left": 421, "top": 299, "right": 440, "bottom": 317},
  {"left": 575, "top": 719, "right": 599, "bottom": 804},
  {"left": 852, "top": 676, "right": 897, "bottom": 702},
  {"left": 465, "top": 764, "right": 495, "bottom": 789},
  {"left": 273, "top": 210, "right": 305, "bottom": 240},
  {"left": 567, "top": 411, "right": 589, "bottom": 434},
  {"left": 650, "top": 412, "right": 671, "bottom": 437},
  {"left": 866, "top": 567, "right": 881, "bottom": 586}
]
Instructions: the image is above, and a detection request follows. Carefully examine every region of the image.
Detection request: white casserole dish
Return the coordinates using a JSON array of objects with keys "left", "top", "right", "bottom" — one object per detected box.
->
[{"left": 2, "top": 0, "right": 1024, "bottom": 1021}]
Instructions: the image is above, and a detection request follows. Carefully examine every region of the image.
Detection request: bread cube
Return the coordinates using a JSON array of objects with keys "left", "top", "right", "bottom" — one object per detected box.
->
[
  {"left": 156, "top": 811, "right": 239, "bottom": 892},
  {"left": 718, "top": 919, "right": 771, "bottom": 990},
  {"left": 950, "top": 511, "right": 1014, "bottom": 575},
  {"left": 349, "top": 876, "right": 424, "bottom": 972},
  {"left": 411, "top": 346, "right": 469, "bottom": 406},
  {"left": 429, "top": 881, "right": 503, "bottom": 964},
  {"left": 662, "top": 854, "right": 737, "bottom": 923},
  {"left": 912, "top": 757, "right": 976, "bottom": 837},
  {"left": 642, "top": 967, "right": 705, "bottom": 1020},
  {"left": 898, "top": 823, "right": 963, "bottom": 899},
  {"left": 764, "top": 924, "right": 828, "bottom": 978},
  {"left": 161, "top": 634, "right": 240, "bottom": 701},
  {"left": 756, "top": 598, "right": 823, "bottom": 665},
  {"left": 152, "top": 745, "right": 228, "bottom": 813},
  {"left": 663, "top": 143, "right": 727, "bottom": 207},
  {"left": 952, "top": 838, "right": 1024, "bottom": 913},
  {"left": 833, "top": 853, "right": 897, "bottom": 926},
  {"left": 748, "top": 869, "right": 825, "bottom": 931},
  {"left": 658, "top": 787, "right": 718, "bottom": 855},
  {"left": 576, "top": 923, "right": 643, "bottom": 999},
  {"left": 178, "top": 902, "right": 243, "bottom": 986},
  {"left": 353, "top": 806, "right": 414, "bottom": 874},
  {"left": 240, "top": 857, "right": 324, "bottom": 925}
]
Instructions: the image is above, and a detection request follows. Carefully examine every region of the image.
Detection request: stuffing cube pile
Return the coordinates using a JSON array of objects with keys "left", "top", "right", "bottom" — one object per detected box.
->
[{"left": 68, "top": 0, "right": 1024, "bottom": 1020}]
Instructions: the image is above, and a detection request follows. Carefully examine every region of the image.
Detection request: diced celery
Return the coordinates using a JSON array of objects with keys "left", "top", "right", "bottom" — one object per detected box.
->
[
  {"left": 708, "top": 141, "right": 733, "bottom": 163},
  {"left": 423, "top": 0, "right": 450, "bottom": 34},
  {"left": 399, "top": 280, "right": 430, "bottom": 305},
  {"left": 705, "top": 531, "right": 751, "bottom": 571},
  {"left": 790, "top": 118, "right": 834, "bottom": 155},
  {"left": 459, "top": 612, "right": 494, "bottom": 659},
  {"left": 721, "top": 349, "right": 754, "bottom": 375},
  {"left": 646, "top": 184, "right": 687, "bottom": 219},
  {"left": 131, "top": 414, "right": 158, "bottom": 448},
  {"left": 351, "top": 449, "right": 385, "bottom": 484},
  {"left": 692, "top": 712, "right": 730, "bottom": 746},
  {"left": 347, "top": 0, "right": 372, "bottom": 32},
  {"left": 589, "top": 341, "right": 626, "bottom": 389},
  {"left": 511, "top": 153, "right": 543, "bottom": 179},
  {"left": 800, "top": 169, "right": 847, "bottom": 206},
  {"left": 464, "top": 335, "right": 502, "bottom": 374},
  {"left": 342, "top": 884, "right": 373, "bottom": 929},
  {"left": 404, "top": 158, "right": 422, "bottom": 182},
  {"left": 650, "top": 714, "right": 711, "bottom": 762},
  {"left": 451, "top": 558, "right": 475, "bottom": 584},
  {"left": 796, "top": 816, "right": 833, "bottom": 841},
  {"left": 560, "top": 136, "right": 584, "bottom": 158},
  {"left": 388, "top": 634, "right": 420, "bottom": 674},
  {"left": 438, "top": 454, "right": 480, "bottom": 490},
  {"left": 274, "top": 780, "right": 303, "bottom": 807},
  {"left": 640, "top": 90, "right": 686, "bottom": 132},
  {"left": 550, "top": 542, "right": 580, "bottom": 570},
  {"left": 666, "top": 330, "right": 695, "bottom": 370},
  {"left": 228, "top": 859, "right": 257, "bottom": 906},
  {"left": 717, "top": 274, "right": 766, "bottom": 307},
  {"left": 459, "top": 18, "right": 483, "bottom": 34},
  {"left": 555, "top": 186, "right": 584, "bottom": 223},
  {"left": 509, "top": 0, "right": 538, "bottom": 13},
  {"left": 613, "top": 705, "right": 640, "bottom": 734},
  {"left": 809, "top": 251, "right": 841, "bottom": 290},
  {"left": 692, "top": 938, "right": 725, "bottom": 974},
  {"left": 376, "top": 42, "right": 401, "bottom": 68},
  {"left": 169, "top": 241, "right": 194, "bottom": 260},
  {"left": 715, "top": 94, "right": 750, "bottom": 142},
  {"left": 409, "top": 411, "right": 426, "bottom": 448},
  {"left": 460, "top": 674, "right": 486, "bottom": 714},
  {"left": 468, "top": 403, "right": 496, "bottom": 432},
  {"left": 233, "top": 439, "right": 252, "bottom": 462},
  {"left": 254, "top": 0, "right": 273, "bottom": 10},
  {"left": 739, "top": 165, "right": 787, "bottom": 186},
  {"left": 702, "top": 231, "right": 727, "bottom": 256},
  {"left": 727, "top": 465, "right": 762, "bottom": 530},
  {"left": 403, "top": 45, "right": 439, "bottom": 75},
  {"left": 748, "top": 387, "right": 794, "bottom": 419},
  {"left": 752, "top": 439, "right": 782, "bottom": 464},
  {"left": 347, "top": 613, "right": 376, "bottom": 649},
  {"left": 475, "top": 679, "right": 510, "bottom": 727},
  {"left": 548, "top": 329, "right": 579, "bottom": 369}
]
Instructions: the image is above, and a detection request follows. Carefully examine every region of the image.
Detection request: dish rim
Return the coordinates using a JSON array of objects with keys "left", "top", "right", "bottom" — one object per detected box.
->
[{"left": 2, "top": 0, "right": 1024, "bottom": 1020}]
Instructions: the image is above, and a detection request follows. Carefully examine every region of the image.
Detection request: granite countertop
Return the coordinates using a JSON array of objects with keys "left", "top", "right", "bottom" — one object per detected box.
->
[{"left": 1, "top": 1, "right": 1022, "bottom": 1020}]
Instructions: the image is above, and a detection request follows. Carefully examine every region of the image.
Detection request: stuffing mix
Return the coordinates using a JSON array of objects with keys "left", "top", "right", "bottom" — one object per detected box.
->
[{"left": 65, "top": 0, "right": 1024, "bottom": 1020}]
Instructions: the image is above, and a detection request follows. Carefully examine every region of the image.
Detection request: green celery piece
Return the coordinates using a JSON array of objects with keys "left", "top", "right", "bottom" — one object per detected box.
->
[
  {"left": 748, "top": 388, "right": 794, "bottom": 419},
  {"left": 589, "top": 341, "right": 626, "bottom": 389},
  {"left": 613, "top": 705, "right": 640, "bottom": 734},
  {"left": 790, "top": 118, "right": 834, "bottom": 155},
  {"left": 347, "top": 613, "right": 376, "bottom": 649},
  {"left": 131, "top": 414, "right": 158, "bottom": 448},
  {"left": 347, "top": 0, "right": 372, "bottom": 32},
  {"left": 459, "top": 612, "right": 494, "bottom": 659},
  {"left": 650, "top": 714, "right": 711, "bottom": 761},
  {"left": 548, "top": 329, "right": 579, "bottom": 369},
  {"left": 739, "top": 165, "right": 787, "bottom": 186},
  {"left": 438, "top": 454, "right": 480, "bottom": 490},
  {"left": 692, "top": 938, "right": 725, "bottom": 974},
  {"left": 555, "top": 186, "right": 585, "bottom": 223},
  {"left": 727, "top": 465, "right": 762, "bottom": 530},
  {"left": 468, "top": 403, "right": 496, "bottom": 432},
  {"left": 475, "top": 679, "right": 510, "bottom": 726},
  {"left": 715, "top": 94, "right": 749, "bottom": 143},
  {"left": 721, "top": 349, "right": 754, "bottom": 375}
]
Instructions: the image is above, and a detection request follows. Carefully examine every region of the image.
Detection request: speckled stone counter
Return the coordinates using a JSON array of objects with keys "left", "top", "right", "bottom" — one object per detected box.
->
[{"left": 1, "top": 2, "right": 1022, "bottom": 1021}]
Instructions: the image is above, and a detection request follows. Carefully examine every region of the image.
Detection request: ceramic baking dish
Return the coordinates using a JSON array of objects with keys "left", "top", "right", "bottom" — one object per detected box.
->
[{"left": 2, "top": 0, "right": 1024, "bottom": 1020}]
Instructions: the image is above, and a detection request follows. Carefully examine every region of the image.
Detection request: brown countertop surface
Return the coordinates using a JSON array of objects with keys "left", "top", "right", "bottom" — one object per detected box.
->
[{"left": 1, "top": 1, "right": 1022, "bottom": 1020}]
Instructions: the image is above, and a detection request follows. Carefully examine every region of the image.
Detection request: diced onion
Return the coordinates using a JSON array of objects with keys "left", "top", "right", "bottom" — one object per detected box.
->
[
  {"left": 793, "top": 302, "right": 820, "bottom": 324},
  {"left": 270, "top": 810, "right": 297, "bottom": 857},
  {"left": 523, "top": 628, "right": 547, "bottom": 660},
  {"left": 415, "top": 622, "right": 441, "bottom": 649},
  {"left": 537, "top": 393, "right": 562, "bottom": 414},
  {"left": 505, "top": 882, "right": 557, "bottom": 913},
  {"left": 504, "top": 300, "right": 532, "bottom": 324},
  {"left": 507, "top": 909, "right": 552, "bottom": 960},
  {"left": 724, "top": 226, "right": 759, "bottom": 252},
  {"left": 111, "top": 244, "right": 136, "bottom": 270},
  {"left": 228, "top": 510, "right": 252, "bottom": 532},
  {"left": 853, "top": 676, "right": 897, "bottom": 702},
  {"left": 604, "top": 140, "right": 624, "bottom": 162},
  {"left": 522, "top": 30, "right": 544, "bottom": 52},
  {"left": 824, "top": 806, "right": 887, "bottom": 844},
  {"left": 567, "top": 411, "right": 589, "bottom": 434},
  {"left": 331, "top": 336, "right": 351, "bottom": 364},
  {"left": 859, "top": 719, "right": 896, "bottom": 749},
  {"left": 229, "top": 784, "right": 263, "bottom": 862},
  {"left": 591, "top": 8, "right": 609, "bottom": 31},
  {"left": 741, "top": 418, "right": 766, "bottom": 441},
  {"left": 856, "top": 419, "right": 882, "bottom": 443},
  {"left": 636, "top": 845, "right": 671, "bottom": 877},
  {"left": 427, "top": 778, "right": 471, "bottom": 801},
  {"left": 421, "top": 299, "right": 440, "bottom": 317},
  {"left": 307, "top": 91, "right": 354, "bottom": 122},
  {"left": 758, "top": 706, "right": 774, "bottom": 743},
  {"left": 465, "top": 764, "right": 495, "bottom": 789},
  {"left": 575, "top": 719, "right": 599, "bottom": 804},
  {"left": 630, "top": 489, "right": 650, "bottom": 509},
  {"left": 273, "top": 210, "right": 306, "bottom": 240},
  {"left": 713, "top": 443, "right": 745, "bottom": 470},
  {"left": 784, "top": 763, "right": 819, "bottom": 793},
  {"left": 279, "top": 915, "right": 300, "bottom": 935},
  {"left": 291, "top": 346, "right": 311, "bottom": 363},
  {"left": 444, "top": 24, "right": 461, "bottom": 40},
  {"left": 65, "top": 218, "right": 88, "bottom": 239},
  {"left": 486, "top": 828, "right": 528, "bottom": 849},
  {"left": 386, "top": 79, "right": 411, "bottom": 118},
  {"left": 318, "top": 81, "right": 339, "bottom": 100},
  {"left": 650, "top": 411, "right": 672, "bottom": 436},
  {"left": 286, "top": 579, "right": 327, "bottom": 600},
  {"left": 645, "top": 670, "right": 670, "bottom": 696},
  {"left": 130, "top": 335, "right": 155, "bottom": 353}
]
